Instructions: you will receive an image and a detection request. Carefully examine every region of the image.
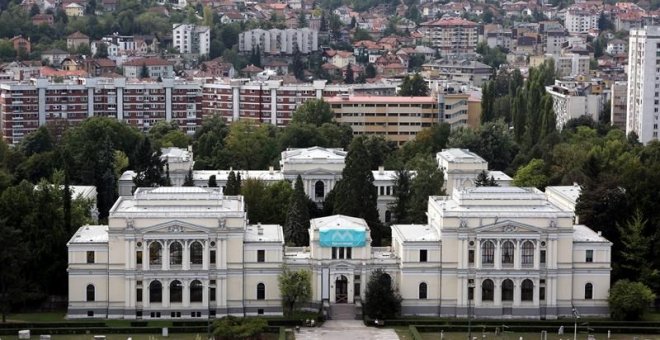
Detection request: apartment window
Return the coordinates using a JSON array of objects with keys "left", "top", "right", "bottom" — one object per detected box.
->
[
  {"left": 86, "top": 251, "right": 95, "bottom": 264},
  {"left": 257, "top": 250, "right": 265, "bottom": 263},
  {"left": 586, "top": 249, "right": 593, "bottom": 263},
  {"left": 420, "top": 249, "right": 428, "bottom": 262}
]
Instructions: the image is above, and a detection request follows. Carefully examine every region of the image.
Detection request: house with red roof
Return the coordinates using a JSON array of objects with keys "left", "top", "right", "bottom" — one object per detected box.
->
[{"left": 123, "top": 57, "right": 174, "bottom": 78}]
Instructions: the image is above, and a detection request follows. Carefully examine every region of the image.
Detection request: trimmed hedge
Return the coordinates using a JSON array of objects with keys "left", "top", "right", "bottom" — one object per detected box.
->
[
  {"left": 0, "top": 326, "right": 207, "bottom": 336},
  {"left": 410, "top": 325, "right": 660, "bottom": 335},
  {"left": 0, "top": 322, "right": 107, "bottom": 329},
  {"left": 364, "top": 316, "right": 660, "bottom": 328}
]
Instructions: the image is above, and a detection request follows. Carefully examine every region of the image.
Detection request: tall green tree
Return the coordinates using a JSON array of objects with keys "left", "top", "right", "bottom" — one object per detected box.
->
[
  {"left": 291, "top": 99, "right": 335, "bottom": 126},
  {"left": 0, "top": 218, "right": 28, "bottom": 323},
  {"left": 333, "top": 137, "right": 384, "bottom": 245},
  {"left": 183, "top": 168, "right": 194, "bottom": 186},
  {"left": 284, "top": 175, "right": 311, "bottom": 246},
  {"left": 278, "top": 266, "right": 312, "bottom": 315},
  {"left": 389, "top": 169, "right": 412, "bottom": 224},
  {"left": 475, "top": 170, "right": 498, "bottom": 187},
  {"left": 399, "top": 73, "right": 429, "bottom": 96},
  {"left": 132, "top": 137, "right": 165, "bottom": 188},
  {"left": 363, "top": 269, "right": 401, "bottom": 319},
  {"left": 208, "top": 174, "right": 218, "bottom": 187},
  {"left": 225, "top": 170, "right": 240, "bottom": 195},
  {"left": 407, "top": 155, "right": 444, "bottom": 223},
  {"left": 344, "top": 62, "right": 354, "bottom": 84},
  {"left": 513, "top": 158, "right": 549, "bottom": 189},
  {"left": 617, "top": 210, "right": 659, "bottom": 290}
]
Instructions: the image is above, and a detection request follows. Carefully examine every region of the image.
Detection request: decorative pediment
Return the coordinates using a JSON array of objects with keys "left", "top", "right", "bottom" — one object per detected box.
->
[
  {"left": 140, "top": 220, "right": 212, "bottom": 234},
  {"left": 474, "top": 220, "right": 545, "bottom": 234}
]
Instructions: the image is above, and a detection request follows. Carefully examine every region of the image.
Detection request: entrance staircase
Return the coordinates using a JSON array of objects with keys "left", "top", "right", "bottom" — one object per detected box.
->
[{"left": 329, "top": 303, "right": 356, "bottom": 320}]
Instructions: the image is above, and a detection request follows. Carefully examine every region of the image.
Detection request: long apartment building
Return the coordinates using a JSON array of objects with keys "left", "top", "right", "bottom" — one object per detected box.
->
[
  {"left": 0, "top": 78, "right": 201, "bottom": 145},
  {"left": 239, "top": 28, "right": 319, "bottom": 55},
  {"left": 0, "top": 78, "right": 398, "bottom": 144},
  {"left": 627, "top": 26, "right": 660, "bottom": 144}
]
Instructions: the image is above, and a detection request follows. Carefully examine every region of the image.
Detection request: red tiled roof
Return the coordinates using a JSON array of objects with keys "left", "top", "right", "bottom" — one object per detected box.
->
[
  {"left": 241, "top": 64, "right": 263, "bottom": 72},
  {"left": 421, "top": 17, "right": 477, "bottom": 27},
  {"left": 68, "top": 31, "right": 89, "bottom": 39}
]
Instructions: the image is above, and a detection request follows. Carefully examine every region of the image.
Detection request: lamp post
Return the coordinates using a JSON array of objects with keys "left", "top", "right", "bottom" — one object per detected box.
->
[
  {"left": 572, "top": 306, "right": 580, "bottom": 340},
  {"left": 468, "top": 281, "right": 475, "bottom": 340}
]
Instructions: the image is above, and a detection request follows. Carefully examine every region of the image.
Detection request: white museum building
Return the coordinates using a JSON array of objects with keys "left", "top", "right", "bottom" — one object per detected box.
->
[{"left": 67, "top": 148, "right": 611, "bottom": 320}]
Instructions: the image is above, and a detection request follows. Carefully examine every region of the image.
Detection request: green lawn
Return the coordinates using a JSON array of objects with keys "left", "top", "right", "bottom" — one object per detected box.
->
[
  {"left": 400, "top": 331, "right": 660, "bottom": 340},
  {"left": 5, "top": 312, "right": 69, "bottom": 323},
  {"left": 0, "top": 333, "right": 280, "bottom": 340}
]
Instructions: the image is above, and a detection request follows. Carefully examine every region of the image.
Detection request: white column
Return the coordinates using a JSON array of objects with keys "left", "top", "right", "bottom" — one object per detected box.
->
[
  {"left": 143, "top": 242, "right": 149, "bottom": 271},
  {"left": 475, "top": 239, "right": 481, "bottom": 268},
  {"left": 163, "top": 240, "right": 170, "bottom": 271},
  {"left": 165, "top": 85, "right": 172, "bottom": 122},
  {"left": 475, "top": 278, "right": 482, "bottom": 307},
  {"left": 494, "top": 239, "right": 501, "bottom": 269},
  {"left": 183, "top": 280, "right": 190, "bottom": 308},
  {"left": 533, "top": 279, "right": 540, "bottom": 306},
  {"left": 183, "top": 240, "right": 190, "bottom": 270},
  {"left": 163, "top": 281, "right": 170, "bottom": 308},
  {"left": 37, "top": 86, "right": 46, "bottom": 126},
  {"left": 87, "top": 87, "right": 94, "bottom": 117},
  {"left": 203, "top": 240, "right": 210, "bottom": 270},
  {"left": 144, "top": 282, "right": 150, "bottom": 308},
  {"left": 232, "top": 86, "right": 240, "bottom": 121},
  {"left": 125, "top": 239, "right": 131, "bottom": 270},
  {"left": 513, "top": 279, "right": 521, "bottom": 307},
  {"left": 534, "top": 240, "right": 541, "bottom": 269},
  {"left": 117, "top": 85, "right": 124, "bottom": 121},
  {"left": 514, "top": 239, "right": 521, "bottom": 270},
  {"left": 494, "top": 279, "right": 501, "bottom": 306},
  {"left": 220, "top": 239, "right": 227, "bottom": 269},
  {"left": 202, "top": 280, "right": 209, "bottom": 315}
]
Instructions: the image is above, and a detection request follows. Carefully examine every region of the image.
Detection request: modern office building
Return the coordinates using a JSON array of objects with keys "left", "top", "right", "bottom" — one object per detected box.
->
[
  {"left": 627, "top": 26, "right": 660, "bottom": 144},
  {"left": 68, "top": 151, "right": 610, "bottom": 320}
]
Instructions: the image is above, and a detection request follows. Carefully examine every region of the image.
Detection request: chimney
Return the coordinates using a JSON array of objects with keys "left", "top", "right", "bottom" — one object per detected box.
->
[
  {"left": 597, "top": 231, "right": 602, "bottom": 236},
  {"left": 269, "top": 166, "right": 274, "bottom": 175},
  {"left": 378, "top": 166, "right": 384, "bottom": 175}
]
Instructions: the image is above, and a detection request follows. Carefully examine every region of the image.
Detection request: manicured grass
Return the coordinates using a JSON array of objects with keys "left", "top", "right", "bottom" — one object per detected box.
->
[
  {"left": 0, "top": 333, "right": 281, "bottom": 340},
  {"left": 412, "top": 332, "right": 660, "bottom": 340},
  {"left": 4, "top": 312, "right": 68, "bottom": 323}
]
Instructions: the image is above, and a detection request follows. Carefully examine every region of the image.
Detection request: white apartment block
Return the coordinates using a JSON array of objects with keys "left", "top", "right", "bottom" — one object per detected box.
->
[
  {"left": 69, "top": 147, "right": 610, "bottom": 320},
  {"left": 627, "top": 26, "right": 660, "bottom": 144},
  {"left": 173, "top": 24, "right": 211, "bottom": 57},
  {"left": 564, "top": 8, "right": 599, "bottom": 33},
  {"left": 546, "top": 80, "right": 602, "bottom": 130},
  {"left": 239, "top": 28, "right": 319, "bottom": 55},
  {"left": 551, "top": 53, "right": 590, "bottom": 78}
]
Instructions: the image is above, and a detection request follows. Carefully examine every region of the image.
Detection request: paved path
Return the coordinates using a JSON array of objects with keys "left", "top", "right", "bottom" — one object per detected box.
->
[{"left": 295, "top": 320, "right": 399, "bottom": 340}]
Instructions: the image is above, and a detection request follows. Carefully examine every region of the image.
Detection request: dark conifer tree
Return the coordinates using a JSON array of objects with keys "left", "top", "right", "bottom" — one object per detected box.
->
[{"left": 284, "top": 175, "right": 311, "bottom": 246}]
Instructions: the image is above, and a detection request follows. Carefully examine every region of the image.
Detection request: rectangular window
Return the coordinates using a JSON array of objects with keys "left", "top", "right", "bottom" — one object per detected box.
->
[
  {"left": 540, "top": 287, "right": 546, "bottom": 301},
  {"left": 586, "top": 249, "right": 593, "bottom": 263},
  {"left": 257, "top": 250, "right": 265, "bottom": 263},
  {"left": 339, "top": 247, "right": 345, "bottom": 259},
  {"left": 420, "top": 249, "right": 428, "bottom": 262},
  {"left": 468, "top": 286, "right": 474, "bottom": 300},
  {"left": 346, "top": 247, "right": 352, "bottom": 259},
  {"left": 332, "top": 247, "right": 337, "bottom": 259},
  {"left": 468, "top": 250, "right": 474, "bottom": 264},
  {"left": 210, "top": 287, "right": 216, "bottom": 302},
  {"left": 86, "top": 251, "right": 95, "bottom": 264},
  {"left": 540, "top": 250, "right": 546, "bottom": 264},
  {"left": 210, "top": 250, "right": 216, "bottom": 264},
  {"left": 136, "top": 288, "right": 143, "bottom": 302},
  {"left": 136, "top": 251, "right": 142, "bottom": 265}
]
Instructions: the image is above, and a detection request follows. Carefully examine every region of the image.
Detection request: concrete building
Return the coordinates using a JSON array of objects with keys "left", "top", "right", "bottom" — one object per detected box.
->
[
  {"left": 64, "top": 2, "right": 83, "bottom": 17},
  {"left": 67, "top": 31, "right": 90, "bottom": 51},
  {"left": 68, "top": 169, "right": 610, "bottom": 319},
  {"left": 420, "top": 60, "right": 492, "bottom": 87},
  {"left": 238, "top": 28, "right": 319, "bottom": 55},
  {"left": 123, "top": 58, "right": 174, "bottom": 79},
  {"left": 326, "top": 95, "right": 439, "bottom": 145},
  {"left": 564, "top": 6, "right": 599, "bottom": 33},
  {"left": 419, "top": 18, "right": 478, "bottom": 56},
  {"left": 546, "top": 80, "right": 602, "bottom": 130},
  {"left": 173, "top": 24, "right": 211, "bottom": 57},
  {"left": 627, "top": 26, "right": 660, "bottom": 144},
  {"left": 610, "top": 81, "right": 627, "bottom": 130}
]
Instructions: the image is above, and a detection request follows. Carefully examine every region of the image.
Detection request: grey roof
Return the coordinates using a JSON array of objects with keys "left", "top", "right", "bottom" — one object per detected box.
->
[
  {"left": 573, "top": 225, "right": 609, "bottom": 243},
  {"left": 392, "top": 224, "right": 439, "bottom": 242},
  {"left": 68, "top": 225, "right": 108, "bottom": 244}
]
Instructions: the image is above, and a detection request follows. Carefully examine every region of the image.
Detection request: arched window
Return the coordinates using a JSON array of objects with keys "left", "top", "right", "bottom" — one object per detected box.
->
[
  {"left": 170, "top": 280, "right": 182, "bottom": 303},
  {"left": 521, "top": 241, "right": 534, "bottom": 265},
  {"left": 385, "top": 210, "right": 392, "bottom": 223},
  {"left": 502, "top": 241, "right": 514, "bottom": 265},
  {"left": 190, "top": 280, "right": 203, "bottom": 303},
  {"left": 149, "top": 242, "right": 162, "bottom": 265},
  {"left": 190, "top": 241, "right": 203, "bottom": 265},
  {"left": 170, "top": 242, "right": 182, "bottom": 266},
  {"left": 482, "top": 241, "right": 495, "bottom": 264},
  {"left": 315, "top": 180, "right": 325, "bottom": 198},
  {"left": 482, "top": 279, "right": 494, "bottom": 301},
  {"left": 521, "top": 279, "right": 534, "bottom": 301},
  {"left": 149, "top": 280, "right": 162, "bottom": 303},
  {"left": 86, "top": 284, "right": 95, "bottom": 302},
  {"left": 585, "top": 283, "right": 593, "bottom": 300},
  {"left": 419, "top": 282, "right": 428, "bottom": 299},
  {"left": 257, "top": 283, "right": 265, "bottom": 300},
  {"left": 501, "top": 279, "right": 514, "bottom": 301}
]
